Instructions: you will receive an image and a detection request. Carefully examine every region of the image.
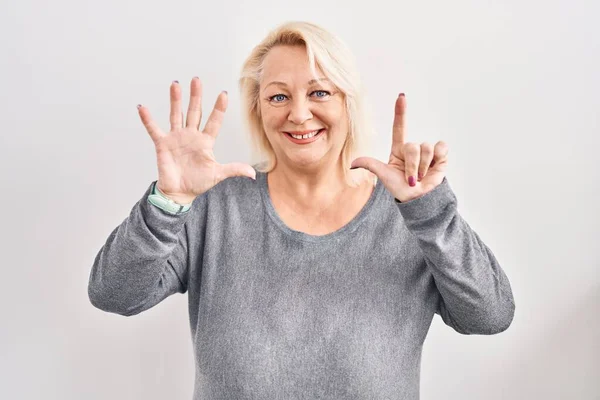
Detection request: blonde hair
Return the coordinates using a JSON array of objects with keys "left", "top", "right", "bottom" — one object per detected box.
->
[{"left": 238, "top": 21, "right": 374, "bottom": 186}]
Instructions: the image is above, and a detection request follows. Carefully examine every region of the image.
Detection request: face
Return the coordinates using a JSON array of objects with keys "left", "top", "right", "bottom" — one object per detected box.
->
[{"left": 259, "top": 45, "right": 349, "bottom": 170}]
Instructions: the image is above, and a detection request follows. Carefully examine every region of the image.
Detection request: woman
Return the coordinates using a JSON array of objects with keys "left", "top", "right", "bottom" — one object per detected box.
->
[{"left": 88, "top": 21, "right": 515, "bottom": 399}]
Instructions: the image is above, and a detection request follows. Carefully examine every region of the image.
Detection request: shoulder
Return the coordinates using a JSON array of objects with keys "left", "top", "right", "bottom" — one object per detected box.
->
[
  {"left": 209, "top": 175, "right": 260, "bottom": 201},
  {"left": 194, "top": 167, "right": 263, "bottom": 212}
]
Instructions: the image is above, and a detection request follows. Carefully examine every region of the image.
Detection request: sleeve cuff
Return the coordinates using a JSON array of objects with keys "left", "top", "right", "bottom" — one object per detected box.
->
[{"left": 394, "top": 177, "right": 457, "bottom": 221}]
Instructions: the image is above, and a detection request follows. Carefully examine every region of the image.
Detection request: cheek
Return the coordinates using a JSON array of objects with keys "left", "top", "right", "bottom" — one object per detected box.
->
[
  {"left": 261, "top": 113, "right": 285, "bottom": 145},
  {"left": 321, "top": 103, "right": 346, "bottom": 126},
  {"left": 261, "top": 108, "right": 285, "bottom": 130},
  {"left": 324, "top": 114, "right": 347, "bottom": 135}
]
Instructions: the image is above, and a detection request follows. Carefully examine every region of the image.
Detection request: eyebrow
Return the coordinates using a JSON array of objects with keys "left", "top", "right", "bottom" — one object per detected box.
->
[{"left": 263, "top": 78, "right": 331, "bottom": 91}]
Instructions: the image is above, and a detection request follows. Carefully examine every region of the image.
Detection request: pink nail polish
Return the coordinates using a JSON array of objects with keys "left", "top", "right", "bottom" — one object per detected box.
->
[{"left": 409, "top": 176, "right": 416, "bottom": 186}]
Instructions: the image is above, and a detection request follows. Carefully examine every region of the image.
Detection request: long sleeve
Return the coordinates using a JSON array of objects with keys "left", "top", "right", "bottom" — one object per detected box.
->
[
  {"left": 87, "top": 180, "right": 199, "bottom": 317},
  {"left": 396, "top": 177, "right": 515, "bottom": 335}
]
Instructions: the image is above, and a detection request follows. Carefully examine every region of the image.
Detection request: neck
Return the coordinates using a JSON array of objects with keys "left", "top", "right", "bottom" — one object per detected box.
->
[{"left": 268, "top": 160, "right": 349, "bottom": 208}]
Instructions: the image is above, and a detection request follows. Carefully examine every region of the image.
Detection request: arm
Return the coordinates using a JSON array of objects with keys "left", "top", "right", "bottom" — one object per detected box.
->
[
  {"left": 87, "top": 180, "right": 200, "bottom": 317},
  {"left": 397, "top": 177, "right": 516, "bottom": 335}
]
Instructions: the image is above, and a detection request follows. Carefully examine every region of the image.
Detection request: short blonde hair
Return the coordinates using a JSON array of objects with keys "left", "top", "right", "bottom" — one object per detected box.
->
[{"left": 238, "top": 21, "right": 374, "bottom": 186}]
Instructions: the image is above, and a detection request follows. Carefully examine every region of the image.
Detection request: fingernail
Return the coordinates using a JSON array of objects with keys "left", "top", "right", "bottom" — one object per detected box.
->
[
  {"left": 409, "top": 176, "right": 416, "bottom": 186},
  {"left": 137, "top": 104, "right": 142, "bottom": 109},
  {"left": 399, "top": 93, "right": 405, "bottom": 97},
  {"left": 173, "top": 80, "right": 179, "bottom": 84},
  {"left": 418, "top": 172, "right": 423, "bottom": 180},
  {"left": 223, "top": 90, "right": 228, "bottom": 95}
]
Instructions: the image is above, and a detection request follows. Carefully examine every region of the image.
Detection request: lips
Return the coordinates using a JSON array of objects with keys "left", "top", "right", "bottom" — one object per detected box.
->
[
  {"left": 286, "top": 129, "right": 323, "bottom": 137},
  {"left": 283, "top": 129, "right": 325, "bottom": 144}
]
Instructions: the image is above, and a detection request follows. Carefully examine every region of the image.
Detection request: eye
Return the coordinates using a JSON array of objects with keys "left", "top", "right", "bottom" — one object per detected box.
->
[
  {"left": 268, "top": 94, "right": 288, "bottom": 103},
  {"left": 311, "top": 90, "right": 331, "bottom": 98}
]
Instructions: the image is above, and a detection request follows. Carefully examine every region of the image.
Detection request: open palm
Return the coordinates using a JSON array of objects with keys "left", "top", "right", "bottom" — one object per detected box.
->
[{"left": 137, "top": 77, "right": 255, "bottom": 204}]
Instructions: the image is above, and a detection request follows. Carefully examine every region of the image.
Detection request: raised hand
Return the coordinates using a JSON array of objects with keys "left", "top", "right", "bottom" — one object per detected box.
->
[
  {"left": 137, "top": 77, "right": 256, "bottom": 205},
  {"left": 351, "top": 93, "right": 449, "bottom": 203}
]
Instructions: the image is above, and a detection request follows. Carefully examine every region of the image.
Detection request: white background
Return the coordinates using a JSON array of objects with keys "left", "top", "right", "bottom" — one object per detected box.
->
[{"left": 1, "top": 0, "right": 598, "bottom": 398}]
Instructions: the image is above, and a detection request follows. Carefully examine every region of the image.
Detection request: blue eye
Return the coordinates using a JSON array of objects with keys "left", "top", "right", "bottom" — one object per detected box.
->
[
  {"left": 271, "top": 94, "right": 287, "bottom": 102},
  {"left": 312, "top": 90, "right": 330, "bottom": 98}
]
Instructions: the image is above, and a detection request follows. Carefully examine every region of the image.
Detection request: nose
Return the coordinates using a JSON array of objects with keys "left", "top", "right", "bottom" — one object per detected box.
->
[{"left": 287, "top": 97, "right": 313, "bottom": 125}]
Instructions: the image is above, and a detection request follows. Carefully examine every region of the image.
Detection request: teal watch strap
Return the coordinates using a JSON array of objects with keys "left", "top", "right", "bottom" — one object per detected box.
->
[{"left": 147, "top": 181, "right": 192, "bottom": 215}]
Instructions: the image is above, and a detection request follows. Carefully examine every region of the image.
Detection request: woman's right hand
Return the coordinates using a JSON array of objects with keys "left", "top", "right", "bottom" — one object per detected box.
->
[{"left": 137, "top": 77, "right": 256, "bottom": 205}]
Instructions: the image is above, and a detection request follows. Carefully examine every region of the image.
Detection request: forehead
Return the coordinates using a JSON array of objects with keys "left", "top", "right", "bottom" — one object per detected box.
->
[{"left": 261, "top": 45, "right": 325, "bottom": 85}]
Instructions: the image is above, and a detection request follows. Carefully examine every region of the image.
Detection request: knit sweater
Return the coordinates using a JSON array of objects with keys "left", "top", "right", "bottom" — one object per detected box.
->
[{"left": 88, "top": 169, "right": 515, "bottom": 399}]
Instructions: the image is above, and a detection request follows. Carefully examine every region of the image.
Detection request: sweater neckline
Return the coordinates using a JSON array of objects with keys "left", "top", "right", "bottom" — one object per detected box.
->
[{"left": 257, "top": 170, "right": 384, "bottom": 243}]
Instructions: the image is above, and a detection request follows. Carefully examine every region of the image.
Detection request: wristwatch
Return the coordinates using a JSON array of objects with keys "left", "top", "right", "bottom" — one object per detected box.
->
[{"left": 147, "top": 181, "right": 193, "bottom": 215}]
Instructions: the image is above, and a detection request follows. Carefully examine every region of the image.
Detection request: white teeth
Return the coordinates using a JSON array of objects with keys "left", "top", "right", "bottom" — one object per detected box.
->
[{"left": 290, "top": 130, "right": 320, "bottom": 139}]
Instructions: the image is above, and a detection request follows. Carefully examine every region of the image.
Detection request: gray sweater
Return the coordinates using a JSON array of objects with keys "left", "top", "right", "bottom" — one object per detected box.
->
[{"left": 88, "top": 169, "right": 515, "bottom": 399}]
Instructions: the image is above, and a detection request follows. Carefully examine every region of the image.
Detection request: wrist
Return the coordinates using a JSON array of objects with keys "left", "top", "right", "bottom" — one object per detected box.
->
[{"left": 155, "top": 184, "right": 196, "bottom": 205}]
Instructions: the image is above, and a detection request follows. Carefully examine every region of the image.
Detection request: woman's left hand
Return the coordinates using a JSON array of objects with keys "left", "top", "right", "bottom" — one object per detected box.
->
[{"left": 351, "top": 93, "right": 449, "bottom": 203}]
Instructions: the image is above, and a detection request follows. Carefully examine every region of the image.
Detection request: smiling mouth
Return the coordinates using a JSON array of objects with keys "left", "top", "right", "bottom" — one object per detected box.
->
[{"left": 284, "top": 129, "right": 325, "bottom": 143}]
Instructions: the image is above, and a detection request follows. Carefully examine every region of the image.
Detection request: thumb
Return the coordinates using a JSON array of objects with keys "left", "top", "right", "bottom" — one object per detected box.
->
[
  {"left": 218, "top": 162, "right": 257, "bottom": 181},
  {"left": 351, "top": 157, "right": 391, "bottom": 181}
]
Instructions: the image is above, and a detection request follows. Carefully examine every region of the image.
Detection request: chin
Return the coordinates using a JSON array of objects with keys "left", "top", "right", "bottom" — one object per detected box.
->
[
  {"left": 287, "top": 148, "right": 340, "bottom": 170},
  {"left": 287, "top": 154, "right": 324, "bottom": 168}
]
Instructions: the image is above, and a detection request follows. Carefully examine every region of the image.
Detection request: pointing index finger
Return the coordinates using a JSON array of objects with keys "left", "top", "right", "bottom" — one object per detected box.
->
[{"left": 392, "top": 93, "right": 406, "bottom": 146}]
